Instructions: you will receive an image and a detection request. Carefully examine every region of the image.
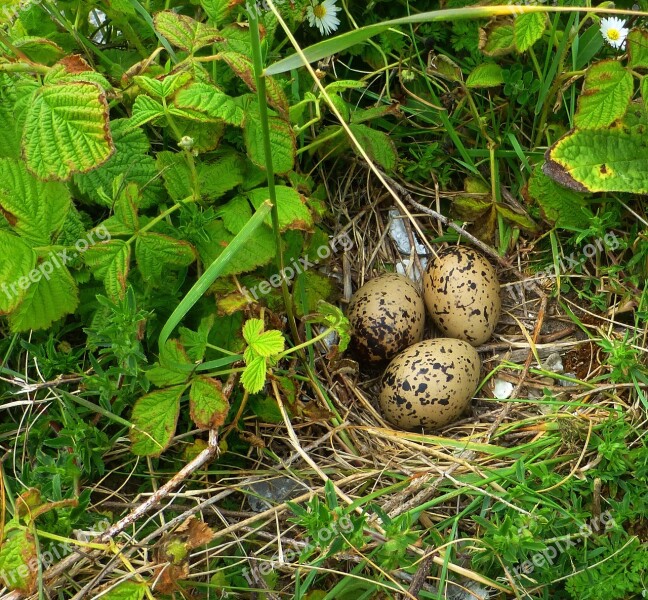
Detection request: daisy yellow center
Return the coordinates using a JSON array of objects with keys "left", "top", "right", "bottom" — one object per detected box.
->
[
  {"left": 607, "top": 28, "right": 620, "bottom": 41},
  {"left": 313, "top": 4, "right": 326, "bottom": 18}
]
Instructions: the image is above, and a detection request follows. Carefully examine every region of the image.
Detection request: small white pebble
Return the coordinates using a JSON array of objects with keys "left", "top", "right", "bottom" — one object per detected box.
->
[
  {"left": 395, "top": 257, "right": 428, "bottom": 283},
  {"left": 493, "top": 379, "right": 514, "bottom": 399}
]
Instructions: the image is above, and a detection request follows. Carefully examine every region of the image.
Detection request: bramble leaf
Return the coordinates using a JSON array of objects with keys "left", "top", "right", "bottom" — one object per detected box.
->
[
  {"left": 175, "top": 83, "right": 245, "bottom": 126},
  {"left": 0, "top": 158, "right": 70, "bottom": 245},
  {"left": 100, "top": 581, "right": 148, "bottom": 600},
  {"left": 545, "top": 109, "right": 648, "bottom": 193},
  {"left": 526, "top": 164, "right": 592, "bottom": 228},
  {"left": 147, "top": 339, "right": 192, "bottom": 387},
  {"left": 75, "top": 119, "right": 164, "bottom": 209},
  {"left": 514, "top": 12, "right": 545, "bottom": 52},
  {"left": 201, "top": 0, "right": 236, "bottom": 25},
  {"left": 246, "top": 186, "right": 313, "bottom": 231},
  {"left": 627, "top": 28, "right": 648, "bottom": 70},
  {"left": 348, "top": 123, "right": 398, "bottom": 171},
  {"left": 243, "top": 318, "right": 285, "bottom": 359},
  {"left": 22, "top": 82, "right": 114, "bottom": 180},
  {"left": 241, "top": 355, "right": 267, "bottom": 394},
  {"left": 195, "top": 220, "right": 276, "bottom": 275},
  {"left": 154, "top": 11, "right": 222, "bottom": 53},
  {"left": 0, "top": 231, "right": 36, "bottom": 314},
  {"left": 575, "top": 60, "right": 633, "bottom": 129},
  {"left": 8, "top": 265, "right": 79, "bottom": 332},
  {"left": 0, "top": 528, "right": 37, "bottom": 593},
  {"left": 244, "top": 111, "right": 296, "bottom": 174},
  {"left": 480, "top": 23, "right": 514, "bottom": 57},
  {"left": 135, "top": 233, "right": 196, "bottom": 282},
  {"left": 190, "top": 376, "right": 229, "bottom": 429},
  {"left": 84, "top": 240, "right": 131, "bottom": 301},
  {"left": 130, "top": 385, "right": 184, "bottom": 456},
  {"left": 466, "top": 63, "right": 504, "bottom": 88}
]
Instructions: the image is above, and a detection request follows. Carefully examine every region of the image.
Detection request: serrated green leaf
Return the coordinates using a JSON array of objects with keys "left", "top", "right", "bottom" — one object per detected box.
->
[
  {"left": 44, "top": 57, "right": 113, "bottom": 90},
  {"left": 190, "top": 376, "right": 229, "bottom": 429},
  {"left": 114, "top": 182, "right": 140, "bottom": 233},
  {"left": 200, "top": 153, "right": 246, "bottom": 199},
  {"left": 157, "top": 151, "right": 192, "bottom": 201},
  {"left": 514, "top": 12, "right": 545, "bottom": 52},
  {"left": 202, "top": 0, "right": 235, "bottom": 25},
  {"left": 306, "top": 302, "right": 350, "bottom": 352},
  {"left": 243, "top": 319, "right": 285, "bottom": 357},
  {"left": 147, "top": 339, "right": 192, "bottom": 387},
  {"left": 134, "top": 72, "right": 192, "bottom": 100},
  {"left": 179, "top": 315, "right": 214, "bottom": 362},
  {"left": 154, "top": 11, "right": 222, "bottom": 53},
  {"left": 0, "top": 75, "right": 35, "bottom": 159},
  {"left": 628, "top": 28, "right": 648, "bottom": 69},
  {"left": 84, "top": 240, "right": 131, "bottom": 300},
  {"left": 130, "top": 95, "right": 165, "bottom": 129},
  {"left": 13, "top": 36, "right": 64, "bottom": 64},
  {"left": 575, "top": 60, "right": 633, "bottom": 129},
  {"left": 219, "top": 51, "right": 289, "bottom": 116},
  {"left": 527, "top": 163, "right": 592, "bottom": 228},
  {"left": 0, "top": 528, "right": 37, "bottom": 592},
  {"left": 348, "top": 123, "right": 397, "bottom": 171},
  {"left": 100, "top": 581, "right": 147, "bottom": 600},
  {"left": 293, "top": 271, "right": 334, "bottom": 318},
  {"left": 175, "top": 83, "right": 245, "bottom": 126},
  {"left": 218, "top": 196, "right": 252, "bottom": 234},
  {"left": 136, "top": 233, "right": 196, "bottom": 282},
  {"left": 545, "top": 115, "right": 648, "bottom": 193},
  {"left": 247, "top": 186, "right": 313, "bottom": 231},
  {"left": 75, "top": 119, "right": 164, "bottom": 210},
  {"left": 22, "top": 82, "right": 114, "bottom": 180},
  {"left": 0, "top": 158, "right": 70, "bottom": 245},
  {"left": 481, "top": 24, "right": 514, "bottom": 57},
  {"left": 241, "top": 355, "right": 267, "bottom": 394},
  {"left": 466, "top": 62, "right": 504, "bottom": 88},
  {"left": 130, "top": 385, "right": 184, "bottom": 456},
  {"left": 244, "top": 111, "right": 295, "bottom": 174},
  {"left": 8, "top": 265, "right": 79, "bottom": 332},
  {"left": 0, "top": 232, "right": 36, "bottom": 314}
]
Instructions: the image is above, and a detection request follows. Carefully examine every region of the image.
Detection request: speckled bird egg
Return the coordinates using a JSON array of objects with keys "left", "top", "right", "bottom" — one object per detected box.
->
[
  {"left": 379, "top": 338, "right": 481, "bottom": 430},
  {"left": 423, "top": 246, "right": 501, "bottom": 346},
  {"left": 348, "top": 273, "right": 425, "bottom": 363}
]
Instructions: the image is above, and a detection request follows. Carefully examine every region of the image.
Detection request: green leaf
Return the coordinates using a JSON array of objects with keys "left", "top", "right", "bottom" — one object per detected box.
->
[
  {"left": 135, "top": 233, "right": 196, "bottom": 282},
  {"left": 200, "top": 153, "right": 246, "bottom": 200},
  {"left": 575, "top": 60, "right": 633, "bottom": 129},
  {"left": 466, "top": 63, "right": 504, "bottom": 88},
  {"left": 480, "top": 24, "right": 515, "bottom": 57},
  {"left": 175, "top": 83, "right": 245, "bottom": 126},
  {"left": 514, "top": 12, "right": 545, "bottom": 52},
  {"left": 293, "top": 271, "right": 334, "bottom": 318},
  {"left": 243, "top": 318, "right": 285, "bottom": 358},
  {"left": 544, "top": 113, "right": 648, "bottom": 193},
  {"left": 134, "top": 72, "right": 192, "bottom": 100},
  {"left": 0, "top": 158, "right": 70, "bottom": 245},
  {"left": 8, "top": 266, "right": 79, "bottom": 332},
  {"left": 627, "top": 28, "right": 648, "bottom": 70},
  {"left": 0, "top": 528, "right": 37, "bottom": 592},
  {"left": 246, "top": 186, "right": 313, "bottom": 231},
  {"left": 13, "top": 36, "right": 65, "bottom": 65},
  {"left": 219, "top": 51, "right": 289, "bottom": 117},
  {"left": 348, "top": 123, "right": 397, "bottom": 171},
  {"left": 0, "top": 231, "right": 36, "bottom": 314},
  {"left": 100, "top": 581, "right": 147, "bottom": 600},
  {"left": 130, "top": 385, "right": 184, "bottom": 456},
  {"left": 189, "top": 376, "right": 229, "bottom": 429},
  {"left": 147, "top": 339, "right": 192, "bottom": 387},
  {"left": 83, "top": 240, "right": 131, "bottom": 300},
  {"left": 217, "top": 196, "right": 252, "bottom": 234},
  {"left": 305, "top": 302, "right": 350, "bottom": 352},
  {"left": 22, "top": 82, "right": 114, "bottom": 180},
  {"left": 241, "top": 355, "right": 267, "bottom": 394},
  {"left": 244, "top": 112, "right": 296, "bottom": 174},
  {"left": 154, "top": 11, "right": 222, "bottom": 53},
  {"left": 179, "top": 315, "right": 214, "bottom": 362},
  {"left": 527, "top": 164, "right": 592, "bottom": 228},
  {"left": 157, "top": 151, "right": 192, "bottom": 201},
  {"left": 113, "top": 182, "right": 140, "bottom": 233},
  {"left": 202, "top": 0, "right": 235, "bottom": 25},
  {"left": 44, "top": 57, "right": 113, "bottom": 90},
  {"left": 74, "top": 119, "right": 164, "bottom": 210},
  {"left": 129, "top": 95, "right": 165, "bottom": 129}
]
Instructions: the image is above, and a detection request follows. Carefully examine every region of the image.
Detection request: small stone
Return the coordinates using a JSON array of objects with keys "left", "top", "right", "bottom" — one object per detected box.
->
[
  {"left": 388, "top": 210, "right": 428, "bottom": 255},
  {"left": 493, "top": 379, "right": 514, "bottom": 399}
]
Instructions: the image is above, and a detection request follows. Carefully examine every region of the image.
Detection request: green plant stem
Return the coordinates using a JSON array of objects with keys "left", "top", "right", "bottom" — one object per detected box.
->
[{"left": 249, "top": 13, "right": 301, "bottom": 347}]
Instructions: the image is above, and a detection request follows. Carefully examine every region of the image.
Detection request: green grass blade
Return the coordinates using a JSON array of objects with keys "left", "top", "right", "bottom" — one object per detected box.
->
[{"left": 158, "top": 201, "right": 273, "bottom": 349}]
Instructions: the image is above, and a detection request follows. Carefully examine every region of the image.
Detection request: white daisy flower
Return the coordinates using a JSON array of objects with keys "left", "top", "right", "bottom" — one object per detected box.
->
[
  {"left": 306, "top": 0, "right": 340, "bottom": 36},
  {"left": 600, "top": 16, "right": 629, "bottom": 49}
]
